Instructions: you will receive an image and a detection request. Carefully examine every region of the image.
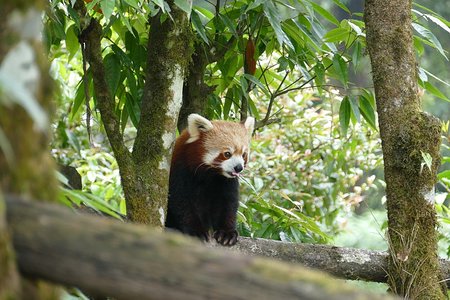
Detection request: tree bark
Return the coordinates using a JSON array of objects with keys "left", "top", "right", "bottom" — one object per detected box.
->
[
  {"left": 221, "top": 237, "right": 389, "bottom": 283},
  {"left": 75, "top": 0, "right": 193, "bottom": 226},
  {"left": 0, "top": 1, "right": 59, "bottom": 298},
  {"left": 131, "top": 1, "right": 193, "bottom": 226},
  {"left": 365, "top": 1, "right": 445, "bottom": 298},
  {"left": 177, "top": 42, "right": 212, "bottom": 131},
  {"left": 6, "top": 195, "right": 399, "bottom": 300}
]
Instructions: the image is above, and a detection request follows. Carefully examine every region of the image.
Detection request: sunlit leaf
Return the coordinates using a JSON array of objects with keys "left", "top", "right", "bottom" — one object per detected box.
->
[
  {"left": 100, "top": 0, "right": 115, "bottom": 20},
  {"left": 323, "top": 27, "right": 350, "bottom": 43}
]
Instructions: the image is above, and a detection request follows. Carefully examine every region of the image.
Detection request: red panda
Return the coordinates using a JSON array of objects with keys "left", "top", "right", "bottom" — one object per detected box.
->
[{"left": 166, "top": 114, "right": 255, "bottom": 246}]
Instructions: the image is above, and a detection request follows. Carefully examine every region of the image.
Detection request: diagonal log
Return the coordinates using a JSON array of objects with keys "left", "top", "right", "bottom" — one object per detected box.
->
[{"left": 5, "top": 195, "right": 401, "bottom": 300}]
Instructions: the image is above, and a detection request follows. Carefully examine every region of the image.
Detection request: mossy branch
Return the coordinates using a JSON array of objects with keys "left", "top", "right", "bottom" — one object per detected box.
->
[
  {"left": 6, "top": 195, "right": 400, "bottom": 300},
  {"left": 74, "top": 0, "right": 133, "bottom": 174}
]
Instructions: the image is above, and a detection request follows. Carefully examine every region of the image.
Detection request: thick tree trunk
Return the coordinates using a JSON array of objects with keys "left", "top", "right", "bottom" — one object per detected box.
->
[
  {"left": 131, "top": 1, "right": 193, "bottom": 226},
  {"left": 75, "top": 0, "right": 193, "bottom": 226},
  {"left": 0, "top": 1, "right": 59, "bottom": 298},
  {"left": 6, "top": 196, "right": 399, "bottom": 300},
  {"left": 365, "top": 1, "right": 445, "bottom": 298}
]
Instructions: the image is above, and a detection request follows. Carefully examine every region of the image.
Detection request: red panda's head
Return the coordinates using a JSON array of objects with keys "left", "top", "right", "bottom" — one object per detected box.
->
[{"left": 179, "top": 114, "right": 255, "bottom": 178}]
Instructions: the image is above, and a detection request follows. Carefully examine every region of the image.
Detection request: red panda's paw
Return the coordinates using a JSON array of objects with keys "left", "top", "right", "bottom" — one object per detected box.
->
[{"left": 213, "top": 229, "right": 238, "bottom": 246}]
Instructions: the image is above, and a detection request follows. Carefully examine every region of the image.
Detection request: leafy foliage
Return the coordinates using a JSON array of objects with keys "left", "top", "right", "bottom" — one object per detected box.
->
[
  {"left": 43, "top": 0, "right": 450, "bottom": 245},
  {"left": 239, "top": 92, "right": 382, "bottom": 242}
]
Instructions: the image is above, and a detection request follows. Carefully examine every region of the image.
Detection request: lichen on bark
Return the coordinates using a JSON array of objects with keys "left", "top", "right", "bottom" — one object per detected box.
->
[
  {"left": 0, "top": 2, "right": 59, "bottom": 298},
  {"left": 365, "top": 0, "right": 445, "bottom": 298},
  {"left": 131, "top": 2, "right": 193, "bottom": 226}
]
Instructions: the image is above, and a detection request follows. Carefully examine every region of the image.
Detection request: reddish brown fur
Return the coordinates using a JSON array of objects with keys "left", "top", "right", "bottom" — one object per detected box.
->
[{"left": 166, "top": 116, "right": 253, "bottom": 246}]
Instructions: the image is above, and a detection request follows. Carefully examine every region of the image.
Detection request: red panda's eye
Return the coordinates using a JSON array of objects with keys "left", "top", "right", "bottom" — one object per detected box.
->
[{"left": 224, "top": 151, "right": 232, "bottom": 159}]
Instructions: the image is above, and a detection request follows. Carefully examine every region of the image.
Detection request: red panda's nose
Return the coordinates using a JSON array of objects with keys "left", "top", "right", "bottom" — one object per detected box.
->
[{"left": 234, "top": 164, "right": 243, "bottom": 173}]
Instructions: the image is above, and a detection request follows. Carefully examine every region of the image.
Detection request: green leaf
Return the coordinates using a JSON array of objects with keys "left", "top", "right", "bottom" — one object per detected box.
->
[
  {"left": 422, "top": 81, "right": 450, "bottom": 102},
  {"left": 174, "top": 0, "right": 192, "bottom": 15},
  {"left": 125, "top": 92, "right": 140, "bottom": 127},
  {"left": 359, "top": 94, "right": 377, "bottom": 130},
  {"left": 332, "top": 54, "right": 348, "bottom": 87},
  {"left": 309, "top": 1, "right": 339, "bottom": 26},
  {"left": 339, "top": 96, "right": 351, "bottom": 136},
  {"left": 123, "top": 0, "right": 139, "bottom": 9},
  {"left": 243, "top": 74, "right": 270, "bottom": 97},
  {"left": 349, "top": 96, "right": 360, "bottom": 123},
  {"left": 100, "top": 0, "right": 115, "bottom": 20},
  {"left": 438, "top": 170, "right": 450, "bottom": 180},
  {"left": 323, "top": 27, "right": 350, "bottom": 43},
  {"left": 263, "top": 1, "right": 294, "bottom": 49},
  {"left": 218, "top": 13, "right": 237, "bottom": 37},
  {"left": 332, "top": 0, "right": 351, "bottom": 14},
  {"left": 65, "top": 128, "right": 81, "bottom": 153},
  {"left": 152, "top": 0, "right": 166, "bottom": 12},
  {"left": 352, "top": 41, "right": 362, "bottom": 69},
  {"left": 245, "top": 0, "right": 265, "bottom": 12},
  {"left": 223, "top": 89, "right": 233, "bottom": 118},
  {"left": 191, "top": 10, "right": 209, "bottom": 44},
  {"left": 413, "top": 36, "right": 425, "bottom": 56},
  {"left": 104, "top": 53, "right": 121, "bottom": 96},
  {"left": 427, "top": 14, "right": 450, "bottom": 34},
  {"left": 412, "top": 22, "right": 447, "bottom": 60},
  {"left": 314, "top": 62, "right": 325, "bottom": 86},
  {"left": 65, "top": 24, "right": 79, "bottom": 62},
  {"left": 86, "top": 0, "right": 101, "bottom": 12},
  {"left": 72, "top": 78, "right": 87, "bottom": 120}
]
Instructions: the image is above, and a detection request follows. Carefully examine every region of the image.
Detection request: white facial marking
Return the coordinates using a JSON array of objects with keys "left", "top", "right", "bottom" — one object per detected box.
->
[
  {"left": 221, "top": 155, "right": 245, "bottom": 178},
  {"left": 203, "top": 150, "right": 221, "bottom": 165}
]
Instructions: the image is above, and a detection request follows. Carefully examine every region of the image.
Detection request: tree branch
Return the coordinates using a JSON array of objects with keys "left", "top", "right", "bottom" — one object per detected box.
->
[
  {"left": 6, "top": 195, "right": 400, "bottom": 300},
  {"left": 74, "top": 0, "right": 133, "bottom": 169}
]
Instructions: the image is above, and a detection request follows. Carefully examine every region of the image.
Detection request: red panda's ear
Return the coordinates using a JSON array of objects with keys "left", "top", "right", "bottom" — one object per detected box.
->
[
  {"left": 244, "top": 117, "right": 255, "bottom": 136},
  {"left": 187, "top": 114, "right": 213, "bottom": 143}
]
